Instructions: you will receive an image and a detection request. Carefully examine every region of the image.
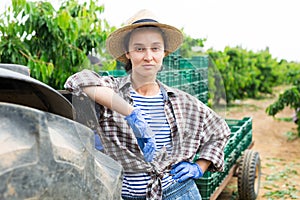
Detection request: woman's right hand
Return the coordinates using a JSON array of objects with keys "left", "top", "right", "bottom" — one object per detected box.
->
[{"left": 125, "top": 108, "right": 156, "bottom": 162}]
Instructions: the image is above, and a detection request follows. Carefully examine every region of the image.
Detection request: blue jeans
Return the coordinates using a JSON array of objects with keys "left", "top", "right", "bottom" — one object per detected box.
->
[{"left": 122, "top": 179, "right": 202, "bottom": 200}]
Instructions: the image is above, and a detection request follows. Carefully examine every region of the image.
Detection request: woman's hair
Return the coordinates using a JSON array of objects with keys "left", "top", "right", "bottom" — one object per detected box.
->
[{"left": 123, "top": 26, "right": 168, "bottom": 73}]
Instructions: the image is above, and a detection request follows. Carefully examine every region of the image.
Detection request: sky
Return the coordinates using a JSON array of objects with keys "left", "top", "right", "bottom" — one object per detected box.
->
[{"left": 1, "top": 0, "right": 300, "bottom": 62}]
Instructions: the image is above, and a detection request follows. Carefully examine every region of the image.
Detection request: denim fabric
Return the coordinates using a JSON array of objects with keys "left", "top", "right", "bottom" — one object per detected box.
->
[
  {"left": 163, "top": 179, "right": 202, "bottom": 200},
  {"left": 121, "top": 179, "right": 202, "bottom": 200},
  {"left": 122, "top": 195, "right": 145, "bottom": 200}
]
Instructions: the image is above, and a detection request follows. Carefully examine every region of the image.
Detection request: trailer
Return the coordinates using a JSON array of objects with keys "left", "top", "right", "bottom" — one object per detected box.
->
[{"left": 195, "top": 117, "right": 261, "bottom": 200}]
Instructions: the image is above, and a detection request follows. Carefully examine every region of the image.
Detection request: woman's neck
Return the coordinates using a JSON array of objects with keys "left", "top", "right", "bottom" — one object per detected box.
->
[{"left": 131, "top": 74, "right": 159, "bottom": 96}]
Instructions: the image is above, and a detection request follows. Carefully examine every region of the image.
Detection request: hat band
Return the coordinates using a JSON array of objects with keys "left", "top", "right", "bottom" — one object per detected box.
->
[{"left": 132, "top": 18, "right": 158, "bottom": 24}]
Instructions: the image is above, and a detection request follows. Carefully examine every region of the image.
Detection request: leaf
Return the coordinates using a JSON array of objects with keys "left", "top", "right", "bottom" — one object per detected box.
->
[
  {"left": 69, "top": 20, "right": 79, "bottom": 41},
  {"left": 40, "top": 62, "right": 47, "bottom": 82},
  {"left": 12, "top": 0, "right": 26, "bottom": 16},
  {"left": 57, "top": 10, "right": 71, "bottom": 32},
  {"left": 47, "top": 62, "right": 54, "bottom": 76}
]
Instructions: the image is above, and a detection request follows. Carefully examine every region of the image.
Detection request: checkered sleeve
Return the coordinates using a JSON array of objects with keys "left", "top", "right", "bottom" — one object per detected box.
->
[
  {"left": 64, "top": 69, "right": 114, "bottom": 96},
  {"left": 198, "top": 108, "right": 231, "bottom": 171}
]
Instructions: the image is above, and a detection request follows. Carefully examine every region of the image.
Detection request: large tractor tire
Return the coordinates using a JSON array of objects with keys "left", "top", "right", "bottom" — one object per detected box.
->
[
  {"left": 237, "top": 149, "right": 261, "bottom": 200},
  {"left": 0, "top": 103, "right": 123, "bottom": 200},
  {"left": 0, "top": 63, "right": 30, "bottom": 76}
]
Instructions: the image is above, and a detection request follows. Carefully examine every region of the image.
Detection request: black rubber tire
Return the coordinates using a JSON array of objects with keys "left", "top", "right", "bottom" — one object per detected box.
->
[
  {"left": 237, "top": 149, "right": 261, "bottom": 200},
  {"left": 0, "top": 103, "right": 123, "bottom": 200}
]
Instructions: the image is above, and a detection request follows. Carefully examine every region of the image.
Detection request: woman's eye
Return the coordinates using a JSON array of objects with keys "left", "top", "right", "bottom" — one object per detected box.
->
[
  {"left": 135, "top": 47, "right": 145, "bottom": 52},
  {"left": 152, "top": 47, "right": 161, "bottom": 52},
  {"left": 133, "top": 46, "right": 163, "bottom": 53}
]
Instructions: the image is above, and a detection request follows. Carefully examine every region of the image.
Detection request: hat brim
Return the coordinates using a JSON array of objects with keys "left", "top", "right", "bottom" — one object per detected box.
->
[{"left": 106, "top": 22, "right": 184, "bottom": 63}]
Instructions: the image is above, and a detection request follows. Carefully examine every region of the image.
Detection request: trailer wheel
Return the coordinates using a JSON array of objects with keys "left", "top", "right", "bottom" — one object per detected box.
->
[{"left": 237, "top": 149, "right": 261, "bottom": 200}]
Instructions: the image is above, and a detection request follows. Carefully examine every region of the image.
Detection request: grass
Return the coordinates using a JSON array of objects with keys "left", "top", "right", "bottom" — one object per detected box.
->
[
  {"left": 262, "top": 158, "right": 300, "bottom": 199},
  {"left": 285, "top": 131, "right": 299, "bottom": 141},
  {"left": 226, "top": 102, "right": 261, "bottom": 112}
]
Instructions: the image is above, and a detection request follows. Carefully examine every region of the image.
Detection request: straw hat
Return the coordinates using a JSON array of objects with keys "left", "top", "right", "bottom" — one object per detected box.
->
[{"left": 106, "top": 9, "right": 184, "bottom": 63}]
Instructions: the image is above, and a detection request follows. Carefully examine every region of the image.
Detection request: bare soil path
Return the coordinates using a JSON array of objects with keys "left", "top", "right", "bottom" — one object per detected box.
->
[{"left": 216, "top": 86, "right": 300, "bottom": 200}]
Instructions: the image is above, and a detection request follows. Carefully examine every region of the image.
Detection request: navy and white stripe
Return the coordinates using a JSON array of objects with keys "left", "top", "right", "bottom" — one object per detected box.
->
[{"left": 121, "top": 89, "right": 174, "bottom": 197}]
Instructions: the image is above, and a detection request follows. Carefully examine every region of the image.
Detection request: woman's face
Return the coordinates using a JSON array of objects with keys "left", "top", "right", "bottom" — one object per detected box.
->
[{"left": 126, "top": 27, "right": 165, "bottom": 77}]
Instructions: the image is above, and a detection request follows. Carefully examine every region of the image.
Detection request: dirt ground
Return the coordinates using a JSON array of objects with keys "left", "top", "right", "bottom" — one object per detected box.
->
[{"left": 216, "top": 86, "right": 300, "bottom": 200}]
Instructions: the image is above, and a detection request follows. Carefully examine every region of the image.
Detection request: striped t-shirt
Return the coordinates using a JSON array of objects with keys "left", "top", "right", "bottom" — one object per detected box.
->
[{"left": 121, "top": 89, "right": 174, "bottom": 197}]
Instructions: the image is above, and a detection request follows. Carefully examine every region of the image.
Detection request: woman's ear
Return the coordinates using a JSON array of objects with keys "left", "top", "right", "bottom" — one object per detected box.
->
[
  {"left": 164, "top": 50, "right": 168, "bottom": 58},
  {"left": 125, "top": 52, "right": 130, "bottom": 60}
]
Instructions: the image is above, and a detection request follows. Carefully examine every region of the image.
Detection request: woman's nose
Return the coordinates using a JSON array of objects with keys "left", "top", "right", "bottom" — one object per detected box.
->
[{"left": 144, "top": 49, "right": 153, "bottom": 61}]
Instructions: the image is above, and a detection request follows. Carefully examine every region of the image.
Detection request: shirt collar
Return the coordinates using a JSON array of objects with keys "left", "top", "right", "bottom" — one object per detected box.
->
[{"left": 119, "top": 74, "right": 132, "bottom": 90}]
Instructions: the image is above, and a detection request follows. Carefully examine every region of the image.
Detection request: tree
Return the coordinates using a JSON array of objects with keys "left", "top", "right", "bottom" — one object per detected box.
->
[
  {"left": 180, "top": 30, "right": 206, "bottom": 58},
  {"left": 0, "top": 0, "right": 114, "bottom": 89},
  {"left": 266, "top": 70, "right": 300, "bottom": 137}
]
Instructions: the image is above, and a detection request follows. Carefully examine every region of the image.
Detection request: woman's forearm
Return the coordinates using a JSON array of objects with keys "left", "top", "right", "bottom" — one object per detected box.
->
[
  {"left": 83, "top": 86, "right": 134, "bottom": 116},
  {"left": 196, "top": 159, "right": 211, "bottom": 173}
]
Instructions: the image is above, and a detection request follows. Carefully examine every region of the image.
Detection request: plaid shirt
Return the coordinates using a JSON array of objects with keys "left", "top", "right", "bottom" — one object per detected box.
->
[{"left": 64, "top": 69, "right": 231, "bottom": 200}]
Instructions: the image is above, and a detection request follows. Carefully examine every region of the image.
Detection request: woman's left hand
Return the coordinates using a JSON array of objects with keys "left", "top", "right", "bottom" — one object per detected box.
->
[{"left": 170, "top": 161, "right": 203, "bottom": 183}]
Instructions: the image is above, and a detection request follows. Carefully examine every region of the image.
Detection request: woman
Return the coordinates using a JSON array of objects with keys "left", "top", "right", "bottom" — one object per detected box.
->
[{"left": 65, "top": 9, "right": 230, "bottom": 200}]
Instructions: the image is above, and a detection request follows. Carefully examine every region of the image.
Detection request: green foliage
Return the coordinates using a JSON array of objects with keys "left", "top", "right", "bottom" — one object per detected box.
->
[
  {"left": 0, "top": 0, "right": 114, "bottom": 89},
  {"left": 275, "top": 59, "right": 300, "bottom": 85},
  {"left": 205, "top": 45, "right": 300, "bottom": 137},
  {"left": 266, "top": 70, "right": 300, "bottom": 136},
  {"left": 180, "top": 30, "right": 206, "bottom": 58},
  {"left": 207, "top": 46, "right": 282, "bottom": 103}
]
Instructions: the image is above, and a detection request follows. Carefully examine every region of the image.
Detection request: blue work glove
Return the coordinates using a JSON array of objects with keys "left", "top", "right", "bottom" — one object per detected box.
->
[
  {"left": 125, "top": 108, "right": 156, "bottom": 162},
  {"left": 170, "top": 161, "right": 203, "bottom": 183},
  {"left": 94, "top": 132, "right": 103, "bottom": 151},
  {"left": 136, "top": 137, "right": 156, "bottom": 162}
]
